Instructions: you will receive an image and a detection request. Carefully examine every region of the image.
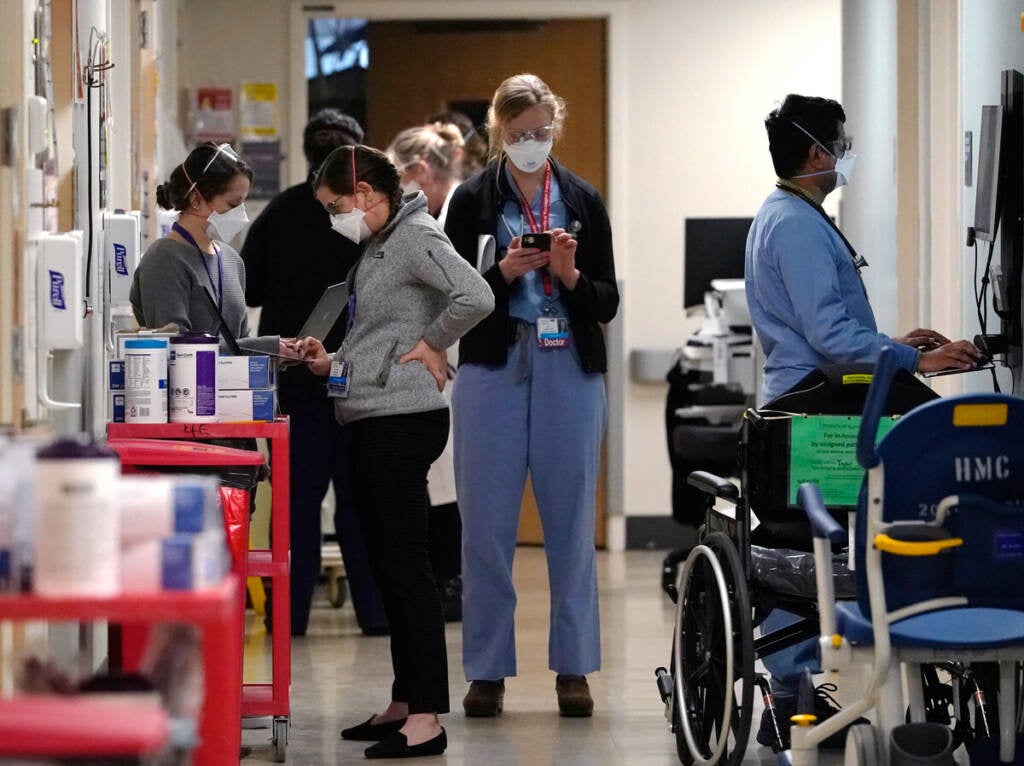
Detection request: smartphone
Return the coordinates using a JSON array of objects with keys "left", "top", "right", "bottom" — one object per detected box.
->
[{"left": 522, "top": 232, "right": 551, "bottom": 251}]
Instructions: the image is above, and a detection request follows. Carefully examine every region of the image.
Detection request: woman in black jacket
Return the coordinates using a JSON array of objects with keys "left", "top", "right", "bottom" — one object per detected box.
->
[{"left": 444, "top": 73, "right": 618, "bottom": 719}]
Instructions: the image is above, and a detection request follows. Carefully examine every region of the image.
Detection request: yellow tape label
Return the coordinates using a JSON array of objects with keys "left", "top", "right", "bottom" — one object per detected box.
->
[
  {"left": 952, "top": 403, "right": 1008, "bottom": 427},
  {"left": 842, "top": 374, "right": 873, "bottom": 385}
]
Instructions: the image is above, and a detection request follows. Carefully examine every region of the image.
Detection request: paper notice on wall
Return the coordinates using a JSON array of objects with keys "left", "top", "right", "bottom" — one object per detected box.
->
[
  {"left": 240, "top": 82, "right": 279, "bottom": 141},
  {"left": 194, "top": 86, "right": 234, "bottom": 144}
]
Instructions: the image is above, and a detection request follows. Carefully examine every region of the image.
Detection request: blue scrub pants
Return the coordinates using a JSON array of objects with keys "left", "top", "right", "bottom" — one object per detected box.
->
[
  {"left": 761, "top": 608, "right": 822, "bottom": 694},
  {"left": 453, "top": 329, "right": 605, "bottom": 681}
]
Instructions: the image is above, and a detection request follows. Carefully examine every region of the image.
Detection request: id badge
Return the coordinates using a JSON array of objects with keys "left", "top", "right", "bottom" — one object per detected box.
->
[
  {"left": 536, "top": 316, "right": 569, "bottom": 349},
  {"left": 327, "top": 359, "right": 351, "bottom": 398}
]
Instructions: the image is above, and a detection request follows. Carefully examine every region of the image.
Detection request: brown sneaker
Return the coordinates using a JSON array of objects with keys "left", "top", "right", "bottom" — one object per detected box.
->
[
  {"left": 463, "top": 679, "right": 505, "bottom": 717},
  {"left": 556, "top": 674, "right": 594, "bottom": 717}
]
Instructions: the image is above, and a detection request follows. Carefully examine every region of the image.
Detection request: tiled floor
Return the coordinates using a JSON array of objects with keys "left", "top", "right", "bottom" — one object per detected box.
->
[{"left": 240, "top": 548, "right": 846, "bottom": 765}]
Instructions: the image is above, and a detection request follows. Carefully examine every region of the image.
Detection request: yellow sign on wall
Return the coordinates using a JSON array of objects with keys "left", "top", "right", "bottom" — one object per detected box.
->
[{"left": 240, "top": 82, "right": 279, "bottom": 141}]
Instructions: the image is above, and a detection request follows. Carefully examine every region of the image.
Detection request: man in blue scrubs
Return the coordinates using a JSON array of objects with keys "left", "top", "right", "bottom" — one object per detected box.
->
[
  {"left": 746, "top": 94, "right": 982, "bottom": 405},
  {"left": 745, "top": 94, "right": 983, "bottom": 749}
]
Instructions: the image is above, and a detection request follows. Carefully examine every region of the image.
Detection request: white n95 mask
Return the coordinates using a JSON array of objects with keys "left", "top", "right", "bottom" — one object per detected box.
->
[
  {"left": 832, "top": 151, "right": 857, "bottom": 187},
  {"left": 331, "top": 208, "right": 372, "bottom": 244},
  {"left": 206, "top": 203, "right": 249, "bottom": 242},
  {"left": 504, "top": 139, "right": 552, "bottom": 173}
]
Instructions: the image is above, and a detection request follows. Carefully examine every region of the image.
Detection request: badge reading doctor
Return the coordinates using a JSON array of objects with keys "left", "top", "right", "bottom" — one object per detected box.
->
[{"left": 536, "top": 317, "right": 569, "bottom": 349}]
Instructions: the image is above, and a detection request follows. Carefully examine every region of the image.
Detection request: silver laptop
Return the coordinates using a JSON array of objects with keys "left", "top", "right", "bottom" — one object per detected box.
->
[
  {"left": 202, "top": 283, "right": 347, "bottom": 360},
  {"left": 296, "top": 281, "right": 348, "bottom": 341}
]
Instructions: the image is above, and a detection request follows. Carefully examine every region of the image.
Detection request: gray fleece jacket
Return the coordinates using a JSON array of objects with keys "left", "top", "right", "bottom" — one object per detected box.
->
[{"left": 333, "top": 192, "right": 493, "bottom": 423}]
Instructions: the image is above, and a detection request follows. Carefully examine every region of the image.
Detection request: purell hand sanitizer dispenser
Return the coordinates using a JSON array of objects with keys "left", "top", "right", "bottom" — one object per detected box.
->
[
  {"left": 104, "top": 211, "right": 143, "bottom": 354},
  {"left": 104, "top": 211, "right": 141, "bottom": 306},
  {"left": 34, "top": 231, "right": 84, "bottom": 411}
]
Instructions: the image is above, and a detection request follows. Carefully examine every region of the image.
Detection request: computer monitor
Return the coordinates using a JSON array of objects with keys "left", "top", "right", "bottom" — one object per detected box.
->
[
  {"left": 1002, "top": 70, "right": 1024, "bottom": 351},
  {"left": 971, "top": 70, "right": 1024, "bottom": 371},
  {"left": 683, "top": 217, "right": 751, "bottom": 308},
  {"left": 974, "top": 105, "right": 1003, "bottom": 243}
]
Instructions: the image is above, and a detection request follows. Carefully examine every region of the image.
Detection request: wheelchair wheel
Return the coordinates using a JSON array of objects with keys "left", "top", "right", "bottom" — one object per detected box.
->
[
  {"left": 672, "top": 532, "right": 755, "bottom": 765},
  {"left": 843, "top": 723, "right": 881, "bottom": 765}
]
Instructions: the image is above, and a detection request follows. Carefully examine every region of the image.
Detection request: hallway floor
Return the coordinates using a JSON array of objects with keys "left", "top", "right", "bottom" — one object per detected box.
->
[{"left": 240, "top": 547, "right": 840, "bottom": 765}]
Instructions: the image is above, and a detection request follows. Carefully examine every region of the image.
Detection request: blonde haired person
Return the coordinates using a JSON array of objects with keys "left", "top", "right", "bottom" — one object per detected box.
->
[
  {"left": 388, "top": 122, "right": 464, "bottom": 225},
  {"left": 426, "top": 109, "right": 489, "bottom": 178},
  {"left": 444, "top": 74, "right": 619, "bottom": 718}
]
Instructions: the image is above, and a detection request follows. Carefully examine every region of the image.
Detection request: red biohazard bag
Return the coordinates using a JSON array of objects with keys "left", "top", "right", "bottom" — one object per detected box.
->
[{"left": 218, "top": 486, "right": 250, "bottom": 579}]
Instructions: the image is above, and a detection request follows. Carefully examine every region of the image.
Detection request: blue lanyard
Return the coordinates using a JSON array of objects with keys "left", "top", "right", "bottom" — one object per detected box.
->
[{"left": 172, "top": 222, "right": 224, "bottom": 308}]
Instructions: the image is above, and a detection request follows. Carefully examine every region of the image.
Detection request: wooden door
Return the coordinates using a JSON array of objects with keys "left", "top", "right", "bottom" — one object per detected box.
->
[{"left": 365, "top": 17, "right": 608, "bottom": 547}]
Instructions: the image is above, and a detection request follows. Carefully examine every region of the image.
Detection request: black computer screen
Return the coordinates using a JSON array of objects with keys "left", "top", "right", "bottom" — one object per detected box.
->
[
  {"left": 683, "top": 217, "right": 752, "bottom": 308},
  {"left": 974, "top": 105, "right": 1003, "bottom": 243},
  {"left": 1001, "top": 69, "right": 1024, "bottom": 349}
]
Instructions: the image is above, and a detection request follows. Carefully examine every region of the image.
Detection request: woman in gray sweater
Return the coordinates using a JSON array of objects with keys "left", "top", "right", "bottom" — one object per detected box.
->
[{"left": 299, "top": 145, "right": 493, "bottom": 760}]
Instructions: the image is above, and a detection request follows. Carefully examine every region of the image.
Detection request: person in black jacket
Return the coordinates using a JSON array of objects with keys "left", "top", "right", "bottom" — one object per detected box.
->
[
  {"left": 444, "top": 73, "right": 619, "bottom": 719},
  {"left": 241, "top": 109, "right": 387, "bottom": 637}
]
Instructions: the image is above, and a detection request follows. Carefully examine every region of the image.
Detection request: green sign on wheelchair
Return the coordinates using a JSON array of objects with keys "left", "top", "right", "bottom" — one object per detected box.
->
[{"left": 788, "top": 416, "right": 897, "bottom": 507}]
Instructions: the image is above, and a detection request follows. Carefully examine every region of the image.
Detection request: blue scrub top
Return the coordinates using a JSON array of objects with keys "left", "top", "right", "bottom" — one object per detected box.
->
[
  {"left": 497, "top": 164, "right": 568, "bottom": 322},
  {"left": 745, "top": 188, "right": 919, "bottom": 402}
]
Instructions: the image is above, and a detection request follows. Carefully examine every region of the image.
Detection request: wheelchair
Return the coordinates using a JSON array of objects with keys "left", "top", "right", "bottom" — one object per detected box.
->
[
  {"left": 655, "top": 364, "right": 940, "bottom": 765},
  {"left": 791, "top": 347, "right": 1024, "bottom": 765}
]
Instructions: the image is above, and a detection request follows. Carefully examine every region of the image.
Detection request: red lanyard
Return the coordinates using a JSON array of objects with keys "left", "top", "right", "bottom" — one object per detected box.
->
[{"left": 514, "top": 162, "right": 553, "bottom": 295}]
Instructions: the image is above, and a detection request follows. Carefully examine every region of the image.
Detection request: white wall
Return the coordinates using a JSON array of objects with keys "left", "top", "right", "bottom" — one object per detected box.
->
[
  {"left": 177, "top": 0, "right": 292, "bottom": 174},
  {"left": 619, "top": 0, "right": 841, "bottom": 517}
]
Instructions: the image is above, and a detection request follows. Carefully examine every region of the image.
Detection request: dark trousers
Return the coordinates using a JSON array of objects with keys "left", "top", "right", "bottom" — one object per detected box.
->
[
  {"left": 428, "top": 502, "right": 462, "bottom": 583},
  {"left": 279, "top": 383, "right": 387, "bottom": 635},
  {"left": 348, "top": 409, "right": 450, "bottom": 714}
]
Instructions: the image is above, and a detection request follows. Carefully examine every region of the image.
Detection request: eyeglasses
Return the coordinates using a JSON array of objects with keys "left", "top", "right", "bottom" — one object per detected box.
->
[
  {"left": 324, "top": 192, "right": 345, "bottom": 215},
  {"left": 504, "top": 125, "right": 554, "bottom": 145},
  {"left": 832, "top": 136, "right": 854, "bottom": 154}
]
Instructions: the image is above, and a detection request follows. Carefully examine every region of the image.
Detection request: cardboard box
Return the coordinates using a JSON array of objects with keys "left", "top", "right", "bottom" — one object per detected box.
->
[
  {"left": 161, "top": 529, "right": 228, "bottom": 590},
  {"left": 216, "top": 389, "right": 276, "bottom": 422},
  {"left": 217, "top": 355, "right": 275, "bottom": 390},
  {"left": 121, "top": 540, "right": 162, "bottom": 592}
]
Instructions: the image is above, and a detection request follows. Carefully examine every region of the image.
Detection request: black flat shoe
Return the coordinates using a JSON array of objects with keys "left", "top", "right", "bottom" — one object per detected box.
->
[
  {"left": 365, "top": 728, "right": 447, "bottom": 759},
  {"left": 341, "top": 716, "right": 408, "bottom": 741}
]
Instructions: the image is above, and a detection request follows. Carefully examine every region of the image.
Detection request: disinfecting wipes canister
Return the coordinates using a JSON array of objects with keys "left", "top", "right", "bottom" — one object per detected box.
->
[
  {"left": 34, "top": 439, "right": 120, "bottom": 596},
  {"left": 124, "top": 338, "right": 168, "bottom": 423},
  {"left": 168, "top": 332, "right": 218, "bottom": 423}
]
